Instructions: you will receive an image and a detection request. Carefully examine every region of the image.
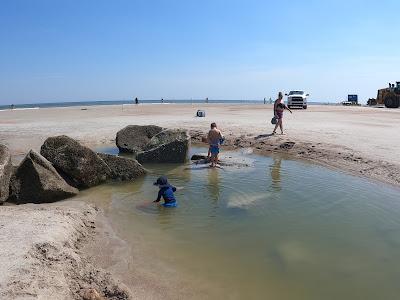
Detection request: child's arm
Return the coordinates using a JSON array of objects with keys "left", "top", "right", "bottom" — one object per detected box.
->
[{"left": 153, "top": 190, "right": 162, "bottom": 202}]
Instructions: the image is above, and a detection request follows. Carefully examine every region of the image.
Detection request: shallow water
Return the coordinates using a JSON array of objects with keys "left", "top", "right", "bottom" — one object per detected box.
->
[{"left": 80, "top": 147, "right": 400, "bottom": 299}]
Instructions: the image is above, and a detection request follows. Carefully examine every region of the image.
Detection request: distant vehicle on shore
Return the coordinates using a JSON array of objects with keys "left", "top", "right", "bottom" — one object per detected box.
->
[
  {"left": 375, "top": 82, "right": 400, "bottom": 108},
  {"left": 285, "top": 90, "right": 309, "bottom": 109},
  {"left": 342, "top": 94, "right": 360, "bottom": 106}
]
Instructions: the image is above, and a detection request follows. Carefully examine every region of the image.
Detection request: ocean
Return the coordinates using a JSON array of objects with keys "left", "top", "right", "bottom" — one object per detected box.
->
[{"left": 0, "top": 99, "right": 335, "bottom": 111}]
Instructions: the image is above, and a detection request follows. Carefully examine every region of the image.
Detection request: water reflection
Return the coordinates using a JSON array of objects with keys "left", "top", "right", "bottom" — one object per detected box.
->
[
  {"left": 156, "top": 205, "right": 179, "bottom": 228},
  {"left": 207, "top": 168, "right": 221, "bottom": 201},
  {"left": 270, "top": 157, "right": 282, "bottom": 191},
  {"left": 165, "top": 164, "right": 192, "bottom": 185}
]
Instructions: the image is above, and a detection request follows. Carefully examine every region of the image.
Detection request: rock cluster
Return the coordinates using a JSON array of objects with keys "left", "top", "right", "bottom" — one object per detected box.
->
[
  {"left": 3, "top": 135, "right": 146, "bottom": 204},
  {"left": 116, "top": 125, "right": 190, "bottom": 163},
  {"left": 3, "top": 125, "right": 188, "bottom": 204}
]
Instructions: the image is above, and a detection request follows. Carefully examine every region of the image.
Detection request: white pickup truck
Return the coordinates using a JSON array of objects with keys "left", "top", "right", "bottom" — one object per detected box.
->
[{"left": 285, "top": 90, "right": 309, "bottom": 109}]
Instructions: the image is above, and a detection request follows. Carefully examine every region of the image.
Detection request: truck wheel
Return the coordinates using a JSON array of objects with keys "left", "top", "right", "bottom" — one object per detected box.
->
[
  {"left": 394, "top": 98, "right": 400, "bottom": 108},
  {"left": 384, "top": 93, "right": 400, "bottom": 108},
  {"left": 303, "top": 105, "right": 307, "bottom": 109}
]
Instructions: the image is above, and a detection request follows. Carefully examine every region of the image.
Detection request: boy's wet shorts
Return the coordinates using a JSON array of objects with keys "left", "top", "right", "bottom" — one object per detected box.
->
[
  {"left": 162, "top": 201, "right": 177, "bottom": 208},
  {"left": 210, "top": 145, "right": 220, "bottom": 155}
]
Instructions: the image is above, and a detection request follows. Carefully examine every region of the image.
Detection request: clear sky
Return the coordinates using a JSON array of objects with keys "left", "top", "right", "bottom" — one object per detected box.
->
[{"left": 1, "top": 0, "right": 399, "bottom": 104}]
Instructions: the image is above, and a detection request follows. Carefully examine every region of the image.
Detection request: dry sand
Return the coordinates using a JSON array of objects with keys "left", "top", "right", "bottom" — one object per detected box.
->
[{"left": 0, "top": 103, "right": 399, "bottom": 299}]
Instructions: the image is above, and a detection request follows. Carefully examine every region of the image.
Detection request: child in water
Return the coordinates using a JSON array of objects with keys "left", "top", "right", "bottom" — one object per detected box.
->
[
  {"left": 153, "top": 176, "right": 177, "bottom": 207},
  {"left": 207, "top": 122, "right": 224, "bottom": 167}
]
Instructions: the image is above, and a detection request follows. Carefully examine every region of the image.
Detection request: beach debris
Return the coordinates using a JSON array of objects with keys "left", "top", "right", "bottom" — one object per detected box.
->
[
  {"left": 116, "top": 125, "right": 163, "bottom": 154},
  {"left": 97, "top": 153, "right": 146, "bottom": 181},
  {"left": 8, "top": 150, "right": 78, "bottom": 204},
  {"left": 0, "top": 144, "right": 12, "bottom": 203},
  {"left": 196, "top": 109, "right": 206, "bottom": 117},
  {"left": 279, "top": 141, "right": 295, "bottom": 150},
  {"left": 40, "top": 135, "right": 111, "bottom": 188},
  {"left": 137, "top": 129, "right": 190, "bottom": 163}
]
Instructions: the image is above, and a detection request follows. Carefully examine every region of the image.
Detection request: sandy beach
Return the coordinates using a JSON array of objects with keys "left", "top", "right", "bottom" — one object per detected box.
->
[
  {"left": 1, "top": 104, "right": 399, "bottom": 184},
  {"left": 1, "top": 103, "right": 400, "bottom": 299}
]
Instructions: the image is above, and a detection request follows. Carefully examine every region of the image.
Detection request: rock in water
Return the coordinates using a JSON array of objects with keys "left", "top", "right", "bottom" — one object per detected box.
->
[
  {"left": 40, "top": 135, "right": 111, "bottom": 188},
  {"left": 191, "top": 154, "right": 208, "bottom": 160},
  {"left": 98, "top": 153, "right": 146, "bottom": 181},
  {"left": 116, "top": 125, "right": 163, "bottom": 154},
  {"left": 0, "top": 145, "right": 12, "bottom": 203},
  {"left": 9, "top": 150, "right": 78, "bottom": 204},
  {"left": 137, "top": 129, "right": 190, "bottom": 163}
]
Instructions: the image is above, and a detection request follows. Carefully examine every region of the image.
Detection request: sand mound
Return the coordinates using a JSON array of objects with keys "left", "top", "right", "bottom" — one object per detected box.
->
[{"left": 0, "top": 202, "right": 130, "bottom": 300}]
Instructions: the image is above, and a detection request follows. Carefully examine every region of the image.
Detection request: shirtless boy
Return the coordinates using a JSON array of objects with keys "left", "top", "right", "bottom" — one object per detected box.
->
[{"left": 207, "top": 122, "right": 224, "bottom": 167}]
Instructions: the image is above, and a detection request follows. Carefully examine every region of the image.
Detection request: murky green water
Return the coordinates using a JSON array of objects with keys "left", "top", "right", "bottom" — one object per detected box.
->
[{"left": 80, "top": 147, "right": 400, "bottom": 299}]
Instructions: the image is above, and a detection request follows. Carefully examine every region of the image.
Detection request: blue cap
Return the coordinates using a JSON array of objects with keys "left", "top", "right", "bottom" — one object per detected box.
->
[{"left": 154, "top": 176, "right": 168, "bottom": 186}]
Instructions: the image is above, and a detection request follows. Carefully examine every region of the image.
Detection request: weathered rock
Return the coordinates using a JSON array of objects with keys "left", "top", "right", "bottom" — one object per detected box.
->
[
  {"left": 40, "top": 135, "right": 111, "bottom": 188},
  {"left": 137, "top": 129, "right": 190, "bottom": 163},
  {"left": 98, "top": 153, "right": 146, "bottom": 181},
  {"left": 0, "top": 145, "right": 12, "bottom": 203},
  {"left": 116, "top": 125, "right": 163, "bottom": 154},
  {"left": 9, "top": 150, "right": 78, "bottom": 204},
  {"left": 191, "top": 154, "right": 208, "bottom": 160}
]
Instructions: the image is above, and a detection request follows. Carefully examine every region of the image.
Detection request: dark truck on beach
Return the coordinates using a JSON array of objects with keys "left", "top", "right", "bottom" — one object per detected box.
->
[{"left": 368, "top": 81, "right": 400, "bottom": 108}]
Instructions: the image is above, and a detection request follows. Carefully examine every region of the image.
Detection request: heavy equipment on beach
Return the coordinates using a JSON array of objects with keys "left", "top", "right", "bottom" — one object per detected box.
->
[{"left": 371, "top": 82, "right": 400, "bottom": 108}]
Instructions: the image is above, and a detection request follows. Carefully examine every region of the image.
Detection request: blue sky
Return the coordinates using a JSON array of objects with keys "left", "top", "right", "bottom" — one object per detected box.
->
[{"left": 1, "top": 0, "right": 399, "bottom": 104}]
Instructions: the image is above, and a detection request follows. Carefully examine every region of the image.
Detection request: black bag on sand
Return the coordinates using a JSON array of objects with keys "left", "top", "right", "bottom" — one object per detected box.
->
[
  {"left": 196, "top": 110, "right": 206, "bottom": 117},
  {"left": 271, "top": 116, "right": 278, "bottom": 124}
]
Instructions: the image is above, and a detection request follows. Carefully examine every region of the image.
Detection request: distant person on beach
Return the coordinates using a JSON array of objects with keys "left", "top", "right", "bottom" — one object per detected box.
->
[
  {"left": 161, "top": 98, "right": 164, "bottom": 103},
  {"left": 153, "top": 176, "right": 177, "bottom": 207},
  {"left": 207, "top": 122, "right": 224, "bottom": 167},
  {"left": 135, "top": 97, "right": 139, "bottom": 104},
  {"left": 10, "top": 104, "right": 15, "bottom": 110},
  {"left": 272, "top": 92, "right": 292, "bottom": 135}
]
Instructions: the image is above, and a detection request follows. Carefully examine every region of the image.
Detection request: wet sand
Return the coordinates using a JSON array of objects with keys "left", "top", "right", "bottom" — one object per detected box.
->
[{"left": 0, "top": 103, "right": 399, "bottom": 298}]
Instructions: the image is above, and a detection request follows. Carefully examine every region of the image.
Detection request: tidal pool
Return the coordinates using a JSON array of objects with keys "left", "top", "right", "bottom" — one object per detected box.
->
[{"left": 80, "top": 146, "right": 400, "bottom": 299}]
